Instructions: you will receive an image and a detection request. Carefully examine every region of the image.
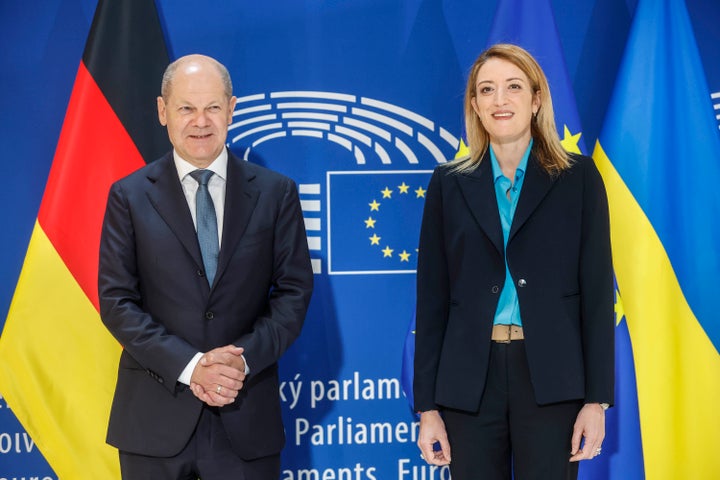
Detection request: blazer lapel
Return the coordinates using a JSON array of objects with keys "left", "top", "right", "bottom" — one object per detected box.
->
[
  {"left": 455, "top": 156, "right": 504, "bottom": 256},
  {"left": 145, "top": 154, "right": 204, "bottom": 272},
  {"left": 214, "top": 152, "right": 260, "bottom": 285},
  {"left": 510, "top": 155, "right": 555, "bottom": 241}
]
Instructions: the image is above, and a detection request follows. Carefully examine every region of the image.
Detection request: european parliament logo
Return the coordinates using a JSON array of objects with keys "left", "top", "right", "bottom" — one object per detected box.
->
[
  {"left": 327, "top": 171, "right": 432, "bottom": 274},
  {"left": 227, "top": 90, "right": 458, "bottom": 275}
]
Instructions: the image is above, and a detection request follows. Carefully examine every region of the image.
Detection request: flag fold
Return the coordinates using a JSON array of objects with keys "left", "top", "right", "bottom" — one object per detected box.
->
[
  {"left": 593, "top": 0, "right": 720, "bottom": 477},
  {"left": 0, "top": 1, "right": 169, "bottom": 478}
]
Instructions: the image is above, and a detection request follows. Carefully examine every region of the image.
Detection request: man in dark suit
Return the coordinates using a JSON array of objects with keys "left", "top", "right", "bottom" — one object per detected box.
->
[{"left": 99, "top": 54, "right": 313, "bottom": 479}]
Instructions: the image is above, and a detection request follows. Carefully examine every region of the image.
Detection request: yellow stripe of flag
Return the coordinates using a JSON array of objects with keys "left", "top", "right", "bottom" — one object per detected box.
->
[
  {"left": 0, "top": 221, "right": 121, "bottom": 479},
  {"left": 594, "top": 142, "right": 720, "bottom": 478}
]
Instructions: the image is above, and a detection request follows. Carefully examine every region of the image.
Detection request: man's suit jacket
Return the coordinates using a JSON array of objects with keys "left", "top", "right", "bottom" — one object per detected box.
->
[
  {"left": 413, "top": 152, "right": 614, "bottom": 413},
  {"left": 98, "top": 150, "right": 313, "bottom": 459}
]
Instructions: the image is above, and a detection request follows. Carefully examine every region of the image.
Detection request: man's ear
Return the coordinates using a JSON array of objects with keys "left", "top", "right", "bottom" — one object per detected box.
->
[
  {"left": 157, "top": 96, "right": 167, "bottom": 126},
  {"left": 227, "top": 96, "right": 237, "bottom": 125}
]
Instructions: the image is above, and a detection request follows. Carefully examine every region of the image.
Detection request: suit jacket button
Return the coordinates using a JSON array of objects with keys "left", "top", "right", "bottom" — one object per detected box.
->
[
  {"left": 491, "top": 285, "right": 500, "bottom": 293},
  {"left": 197, "top": 269, "right": 205, "bottom": 277},
  {"left": 205, "top": 311, "right": 214, "bottom": 320},
  {"left": 517, "top": 279, "right": 527, "bottom": 287}
]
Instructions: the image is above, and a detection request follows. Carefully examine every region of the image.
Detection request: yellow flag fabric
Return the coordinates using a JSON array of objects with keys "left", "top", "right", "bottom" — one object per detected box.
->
[
  {"left": 0, "top": 1, "right": 169, "bottom": 477},
  {"left": 594, "top": 144, "right": 720, "bottom": 478},
  {"left": 592, "top": 0, "right": 720, "bottom": 476},
  {"left": 0, "top": 223, "right": 121, "bottom": 478}
]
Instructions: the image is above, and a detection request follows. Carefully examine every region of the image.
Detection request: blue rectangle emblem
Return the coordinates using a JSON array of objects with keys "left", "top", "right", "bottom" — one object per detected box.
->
[{"left": 327, "top": 170, "right": 432, "bottom": 274}]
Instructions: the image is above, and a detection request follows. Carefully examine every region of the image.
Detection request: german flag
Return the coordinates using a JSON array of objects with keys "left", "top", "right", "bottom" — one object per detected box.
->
[{"left": 0, "top": 1, "right": 169, "bottom": 477}]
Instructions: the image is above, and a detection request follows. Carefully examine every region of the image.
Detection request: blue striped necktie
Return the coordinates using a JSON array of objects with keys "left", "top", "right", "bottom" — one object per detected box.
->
[{"left": 190, "top": 169, "right": 219, "bottom": 286}]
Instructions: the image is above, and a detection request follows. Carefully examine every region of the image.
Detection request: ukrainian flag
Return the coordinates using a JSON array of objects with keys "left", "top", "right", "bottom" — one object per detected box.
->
[{"left": 593, "top": 0, "right": 720, "bottom": 477}]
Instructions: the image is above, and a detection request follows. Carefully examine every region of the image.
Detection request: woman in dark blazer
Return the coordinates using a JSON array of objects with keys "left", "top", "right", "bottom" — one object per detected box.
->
[{"left": 414, "top": 44, "right": 614, "bottom": 479}]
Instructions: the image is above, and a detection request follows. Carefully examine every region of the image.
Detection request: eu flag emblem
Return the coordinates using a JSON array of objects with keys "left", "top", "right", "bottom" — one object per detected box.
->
[{"left": 327, "top": 171, "right": 432, "bottom": 274}]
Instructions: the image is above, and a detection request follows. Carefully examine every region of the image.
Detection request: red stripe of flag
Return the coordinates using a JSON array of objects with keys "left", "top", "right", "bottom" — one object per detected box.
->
[
  {"left": 38, "top": 0, "right": 170, "bottom": 309},
  {"left": 38, "top": 61, "right": 145, "bottom": 310}
]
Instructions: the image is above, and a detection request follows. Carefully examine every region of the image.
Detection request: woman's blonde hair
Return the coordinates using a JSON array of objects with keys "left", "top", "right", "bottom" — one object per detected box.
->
[{"left": 453, "top": 43, "right": 571, "bottom": 175}]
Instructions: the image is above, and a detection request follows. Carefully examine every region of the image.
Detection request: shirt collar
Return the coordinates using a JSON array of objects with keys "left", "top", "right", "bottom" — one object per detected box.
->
[
  {"left": 489, "top": 138, "right": 533, "bottom": 183},
  {"left": 173, "top": 148, "right": 228, "bottom": 182}
]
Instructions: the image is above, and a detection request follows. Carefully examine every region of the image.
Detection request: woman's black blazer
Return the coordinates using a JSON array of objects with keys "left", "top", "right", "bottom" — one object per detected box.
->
[{"left": 414, "top": 152, "right": 614, "bottom": 413}]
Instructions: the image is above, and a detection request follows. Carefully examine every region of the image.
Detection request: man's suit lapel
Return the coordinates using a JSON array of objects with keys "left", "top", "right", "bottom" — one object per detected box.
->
[
  {"left": 510, "top": 156, "right": 555, "bottom": 241},
  {"left": 215, "top": 152, "right": 260, "bottom": 286},
  {"left": 456, "top": 156, "right": 504, "bottom": 255},
  {"left": 145, "top": 154, "right": 205, "bottom": 271}
]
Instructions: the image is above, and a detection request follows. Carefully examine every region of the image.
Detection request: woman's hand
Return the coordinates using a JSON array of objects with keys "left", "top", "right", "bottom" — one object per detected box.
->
[{"left": 417, "top": 410, "right": 452, "bottom": 465}]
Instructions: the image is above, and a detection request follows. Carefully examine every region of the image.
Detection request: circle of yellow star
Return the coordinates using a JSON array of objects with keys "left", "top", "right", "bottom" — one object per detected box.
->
[
  {"left": 382, "top": 246, "right": 393, "bottom": 257},
  {"left": 399, "top": 250, "right": 411, "bottom": 262},
  {"left": 415, "top": 186, "right": 426, "bottom": 198},
  {"left": 369, "top": 233, "right": 381, "bottom": 245},
  {"left": 368, "top": 199, "right": 380, "bottom": 211},
  {"left": 364, "top": 217, "right": 376, "bottom": 228},
  {"left": 381, "top": 187, "right": 393, "bottom": 199},
  {"left": 398, "top": 182, "right": 410, "bottom": 194}
]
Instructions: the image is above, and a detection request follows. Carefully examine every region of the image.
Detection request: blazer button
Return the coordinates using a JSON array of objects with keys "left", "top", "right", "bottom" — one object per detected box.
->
[
  {"left": 197, "top": 269, "right": 205, "bottom": 277},
  {"left": 491, "top": 285, "right": 500, "bottom": 294},
  {"left": 205, "top": 311, "right": 214, "bottom": 320},
  {"left": 517, "top": 279, "right": 527, "bottom": 288}
]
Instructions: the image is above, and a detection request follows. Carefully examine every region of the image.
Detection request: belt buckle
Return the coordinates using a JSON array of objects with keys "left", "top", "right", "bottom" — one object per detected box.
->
[{"left": 497, "top": 325, "right": 512, "bottom": 343}]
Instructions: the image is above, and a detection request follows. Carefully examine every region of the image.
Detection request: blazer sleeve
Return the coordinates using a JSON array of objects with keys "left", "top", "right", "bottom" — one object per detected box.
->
[
  {"left": 579, "top": 158, "right": 615, "bottom": 405},
  {"left": 233, "top": 177, "right": 314, "bottom": 375},
  {"left": 98, "top": 181, "right": 198, "bottom": 393},
  {"left": 413, "top": 168, "right": 450, "bottom": 412}
]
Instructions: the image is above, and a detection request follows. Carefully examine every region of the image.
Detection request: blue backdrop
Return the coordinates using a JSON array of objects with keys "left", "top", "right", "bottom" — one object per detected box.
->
[{"left": 1, "top": 1, "right": 719, "bottom": 478}]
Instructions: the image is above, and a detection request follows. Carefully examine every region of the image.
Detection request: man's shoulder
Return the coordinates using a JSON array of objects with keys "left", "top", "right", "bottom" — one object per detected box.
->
[
  {"left": 231, "top": 154, "right": 294, "bottom": 187},
  {"left": 242, "top": 160, "right": 287, "bottom": 179},
  {"left": 113, "top": 152, "right": 173, "bottom": 187}
]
